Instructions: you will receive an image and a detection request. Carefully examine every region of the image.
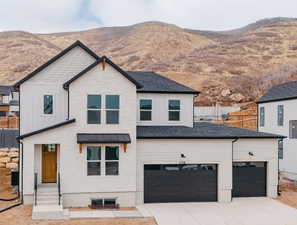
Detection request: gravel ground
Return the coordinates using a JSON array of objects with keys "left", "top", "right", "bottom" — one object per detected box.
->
[{"left": 277, "top": 179, "right": 297, "bottom": 209}]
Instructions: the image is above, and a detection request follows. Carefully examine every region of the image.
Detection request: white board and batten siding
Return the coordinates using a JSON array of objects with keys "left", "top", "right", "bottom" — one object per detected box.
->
[
  {"left": 137, "top": 93, "right": 194, "bottom": 127},
  {"left": 258, "top": 99, "right": 297, "bottom": 180},
  {"left": 22, "top": 63, "right": 138, "bottom": 207},
  {"left": 20, "top": 46, "right": 96, "bottom": 134}
]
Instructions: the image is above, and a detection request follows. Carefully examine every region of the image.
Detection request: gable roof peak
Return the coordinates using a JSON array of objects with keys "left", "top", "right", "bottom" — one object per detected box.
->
[{"left": 14, "top": 40, "right": 99, "bottom": 88}]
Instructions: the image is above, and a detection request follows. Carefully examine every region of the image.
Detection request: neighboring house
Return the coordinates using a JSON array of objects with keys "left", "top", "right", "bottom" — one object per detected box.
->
[
  {"left": 257, "top": 81, "right": 297, "bottom": 181},
  {"left": 14, "top": 41, "right": 283, "bottom": 219},
  {"left": 0, "top": 86, "right": 19, "bottom": 117}
]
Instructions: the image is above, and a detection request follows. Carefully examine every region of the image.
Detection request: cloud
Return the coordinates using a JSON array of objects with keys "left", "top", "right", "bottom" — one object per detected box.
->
[
  {"left": 0, "top": 0, "right": 99, "bottom": 33},
  {"left": 88, "top": 0, "right": 297, "bottom": 30},
  {"left": 0, "top": 0, "right": 297, "bottom": 33}
]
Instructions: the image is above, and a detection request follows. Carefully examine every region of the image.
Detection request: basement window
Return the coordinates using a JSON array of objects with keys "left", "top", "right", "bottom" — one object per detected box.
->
[{"left": 90, "top": 198, "right": 117, "bottom": 209}]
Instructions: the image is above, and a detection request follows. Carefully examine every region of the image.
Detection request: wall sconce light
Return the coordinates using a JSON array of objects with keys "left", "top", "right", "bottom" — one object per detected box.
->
[
  {"left": 181, "top": 153, "right": 186, "bottom": 158},
  {"left": 248, "top": 152, "right": 254, "bottom": 156}
]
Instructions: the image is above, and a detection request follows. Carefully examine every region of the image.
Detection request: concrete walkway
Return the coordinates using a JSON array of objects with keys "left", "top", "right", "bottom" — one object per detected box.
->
[
  {"left": 137, "top": 198, "right": 297, "bottom": 225},
  {"left": 69, "top": 209, "right": 143, "bottom": 219}
]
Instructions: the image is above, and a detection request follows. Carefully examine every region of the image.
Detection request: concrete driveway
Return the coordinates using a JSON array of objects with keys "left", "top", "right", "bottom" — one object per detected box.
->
[{"left": 137, "top": 198, "right": 297, "bottom": 225}]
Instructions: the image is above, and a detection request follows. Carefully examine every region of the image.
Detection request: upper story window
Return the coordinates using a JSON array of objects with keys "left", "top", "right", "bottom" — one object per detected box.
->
[
  {"left": 105, "top": 95, "right": 119, "bottom": 124},
  {"left": 140, "top": 99, "right": 152, "bottom": 121},
  {"left": 44, "top": 95, "right": 53, "bottom": 114},
  {"left": 289, "top": 120, "right": 297, "bottom": 139},
  {"left": 277, "top": 105, "right": 284, "bottom": 126},
  {"left": 87, "top": 95, "right": 101, "bottom": 124},
  {"left": 278, "top": 140, "right": 283, "bottom": 159},
  {"left": 259, "top": 106, "right": 265, "bottom": 127},
  {"left": 87, "top": 146, "right": 101, "bottom": 176},
  {"left": 168, "top": 100, "right": 180, "bottom": 121}
]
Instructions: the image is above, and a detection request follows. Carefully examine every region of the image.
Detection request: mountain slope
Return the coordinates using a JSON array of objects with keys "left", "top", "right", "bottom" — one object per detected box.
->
[{"left": 1, "top": 18, "right": 297, "bottom": 105}]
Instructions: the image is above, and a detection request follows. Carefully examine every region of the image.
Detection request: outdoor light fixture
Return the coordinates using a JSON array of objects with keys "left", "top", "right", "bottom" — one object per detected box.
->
[
  {"left": 248, "top": 152, "right": 254, "bottom": 156},
  {"left": 181, "top": 153, "right": 186, "bottom": 158}
]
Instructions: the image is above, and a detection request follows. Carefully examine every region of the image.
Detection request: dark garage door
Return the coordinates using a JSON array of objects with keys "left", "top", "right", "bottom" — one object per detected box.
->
[
  {"left": 233, "top": 162, "right": 267, "bottom": 197},
  {"left": 144, "top": 164, "right": 217, "bottom": 203}
]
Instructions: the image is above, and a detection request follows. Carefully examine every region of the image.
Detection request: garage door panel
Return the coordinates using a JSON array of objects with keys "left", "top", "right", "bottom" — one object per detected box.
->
[
  {"left": 232, "top": 162, "right": 266, "bottom": 197},
  {"left": 144, "top": 164, "right": 217, "bottom": 203}
]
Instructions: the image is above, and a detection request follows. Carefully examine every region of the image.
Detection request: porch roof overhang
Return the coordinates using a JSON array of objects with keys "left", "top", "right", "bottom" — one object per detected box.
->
[{"left": 77, "top": 133, "right": 131, "bottom": 144}]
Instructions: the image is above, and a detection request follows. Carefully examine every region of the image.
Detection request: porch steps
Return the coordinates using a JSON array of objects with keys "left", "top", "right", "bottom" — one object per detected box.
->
[{"left": 32, "top": 184, "right": 66, "bottom": 220}]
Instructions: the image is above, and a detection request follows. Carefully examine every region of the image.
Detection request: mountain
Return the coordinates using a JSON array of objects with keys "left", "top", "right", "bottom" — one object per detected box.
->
[{"left": 1, "top": 17, "right": 297, "bottom": 105}]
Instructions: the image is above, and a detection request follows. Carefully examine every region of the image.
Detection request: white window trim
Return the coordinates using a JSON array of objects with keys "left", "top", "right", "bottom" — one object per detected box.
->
[
  {"left": 87, "top": 94, "right": 102, "bottom": 124},
  {"left": 139, "top": 99, "right": 153, "bottom": 122},
  {"left": 105, "top": 95, "right": 120, "bottom": 125},
  {"left": 86, "top": 146, "right": 101, "bottom": 176},
  {"left": 86, "top": 144, "right": 120, "bottom": 176},
  {"left": 168, "top": 99, "right": 181, "bottom": 122},
  {"left": 42, "top": 94, "right": 54, "bottom": 117}
]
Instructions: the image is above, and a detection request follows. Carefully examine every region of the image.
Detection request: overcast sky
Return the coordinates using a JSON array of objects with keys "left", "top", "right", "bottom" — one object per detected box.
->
[{"left": 0, "top": 0, "right": 296, "bottom": 33}]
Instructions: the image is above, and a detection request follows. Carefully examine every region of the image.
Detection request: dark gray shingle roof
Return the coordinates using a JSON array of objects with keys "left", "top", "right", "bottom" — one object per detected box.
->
[
  {"left": 77, "top": 133, "right": 131, "bottom": 143},
  {"left": 137, "top": 122, "right": 284, "bottom": 139},
  {"left": 0, "top": 86, "right": 12, "bottom": 96},
  {"left": 257, "top": 81, "right": 297, "bottom": 103},
  {"left": 127, "top": 71, "right": 199, "bottom": 94},
  {"left": 0, "top": 129, "right": 19, "bottom": 148}
]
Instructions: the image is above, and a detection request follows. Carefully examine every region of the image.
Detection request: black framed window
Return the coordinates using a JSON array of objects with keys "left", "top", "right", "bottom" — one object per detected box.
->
[
  {"left": 87, "top": 95, "right": 101, "bottom": 124},
  {"left": 87, "top": 146, "right": 101, "bottom": 176},
  {"left": 278, "top": 140, "right": 283, "bottom": 159},
  {"left": 44, "top": 95, "right": 53, "bottom": 114},
  {"left": 259, "top": 106, "right": 265, "bottom": 127},
  {"left": 168, "top": 100, "right": 180, "bottom": 121},
  {"left": 277, "top": 105, "right": 284, "bottom": 126},
  {"left": 105, "top": 146, "right": 119, "bottom": 175},
  {"left": 140, "top": 99, "right": 152, "bottom": 121},
  {"left": 289, "top": 120, "right": 297, "bottom": 139},
  {"left": 106, "top": 95, "right": 119, "bottom": 124}
]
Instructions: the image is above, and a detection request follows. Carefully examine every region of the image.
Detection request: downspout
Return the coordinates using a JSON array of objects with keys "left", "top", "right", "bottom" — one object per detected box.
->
[
  {"left": 67, "top": 88, "right": 70, "bottom": 120},
  {"left": 231, "top": 138, "right": 239, "bottom": 202},
  {"left": 277, "top": 138, "right": 282, "bottom": 196}
]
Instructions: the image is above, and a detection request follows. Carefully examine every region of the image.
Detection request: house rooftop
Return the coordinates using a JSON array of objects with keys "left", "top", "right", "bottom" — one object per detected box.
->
[
  {"left": 0, "top": 129, "right": 19, "bottom": 148},
  {"left": 137, "top": 122, "right": 285, "bottom": 139},
  {"left": 257, "top": 80, "right": 297, "bottom": 103},
  {"left": 0, "top": 86, "right": 12, "bottom": 96},
  {"left": 127, "top": 71, "right": 199, "bottom": 94}
]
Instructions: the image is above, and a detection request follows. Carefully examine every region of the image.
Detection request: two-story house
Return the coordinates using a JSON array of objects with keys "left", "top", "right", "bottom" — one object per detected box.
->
[
  {"left": 257, "top": 81, "right": 297, "bottom": 181},
  {"left": 0, "top": 86, "right": 19, "bottom": 117},
  {"left": 15, "top": 41, "right": 283, "bottom": 219}
]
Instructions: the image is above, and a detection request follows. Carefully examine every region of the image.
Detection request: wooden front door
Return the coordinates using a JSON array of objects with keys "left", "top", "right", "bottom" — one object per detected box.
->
[{"left": 42, "top": 144, "right": 57, "bottom": 183}]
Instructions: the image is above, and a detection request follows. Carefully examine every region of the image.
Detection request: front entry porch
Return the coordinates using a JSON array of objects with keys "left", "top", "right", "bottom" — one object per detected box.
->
[{"left": 32, "top": 144, "right": 64, "bottom": 220}]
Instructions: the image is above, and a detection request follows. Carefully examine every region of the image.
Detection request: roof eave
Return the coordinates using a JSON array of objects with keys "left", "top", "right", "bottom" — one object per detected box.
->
[
  {"left": 17, "top": 119, "right": 75, "bottom": 140},
  {"left": 256, "top": 96, "right": 297, "bottom": 104},
  {"left": 137, "top": 90, "right": 200, "bottom": 94}
]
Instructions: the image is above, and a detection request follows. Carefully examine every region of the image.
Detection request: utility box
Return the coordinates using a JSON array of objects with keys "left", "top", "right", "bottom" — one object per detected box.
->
[{"left": 11, "top": 170, "right": 19, "bottom": 186}]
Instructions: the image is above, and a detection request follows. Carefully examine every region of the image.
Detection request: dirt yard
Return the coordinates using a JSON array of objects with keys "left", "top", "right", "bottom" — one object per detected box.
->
[
  {"left": 0, "top": 205, "right": 156, "bottom": 225},
  {"left": 277, "top": 179, "right": 297, "bottom": 209}
]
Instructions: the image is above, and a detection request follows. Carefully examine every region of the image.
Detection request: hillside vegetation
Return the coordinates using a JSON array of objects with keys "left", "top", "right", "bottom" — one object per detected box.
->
[{"left": 1, "top": 17, "right": 297, "bottom": 105}]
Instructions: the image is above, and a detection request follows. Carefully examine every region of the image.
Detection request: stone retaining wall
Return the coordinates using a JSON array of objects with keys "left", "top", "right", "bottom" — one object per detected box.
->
[
  {"left": 0, "top": 168, "right": 11, "bottom": 192},
  {"left": 0, "top": 148, "right": 19, "bottom": 170}
]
